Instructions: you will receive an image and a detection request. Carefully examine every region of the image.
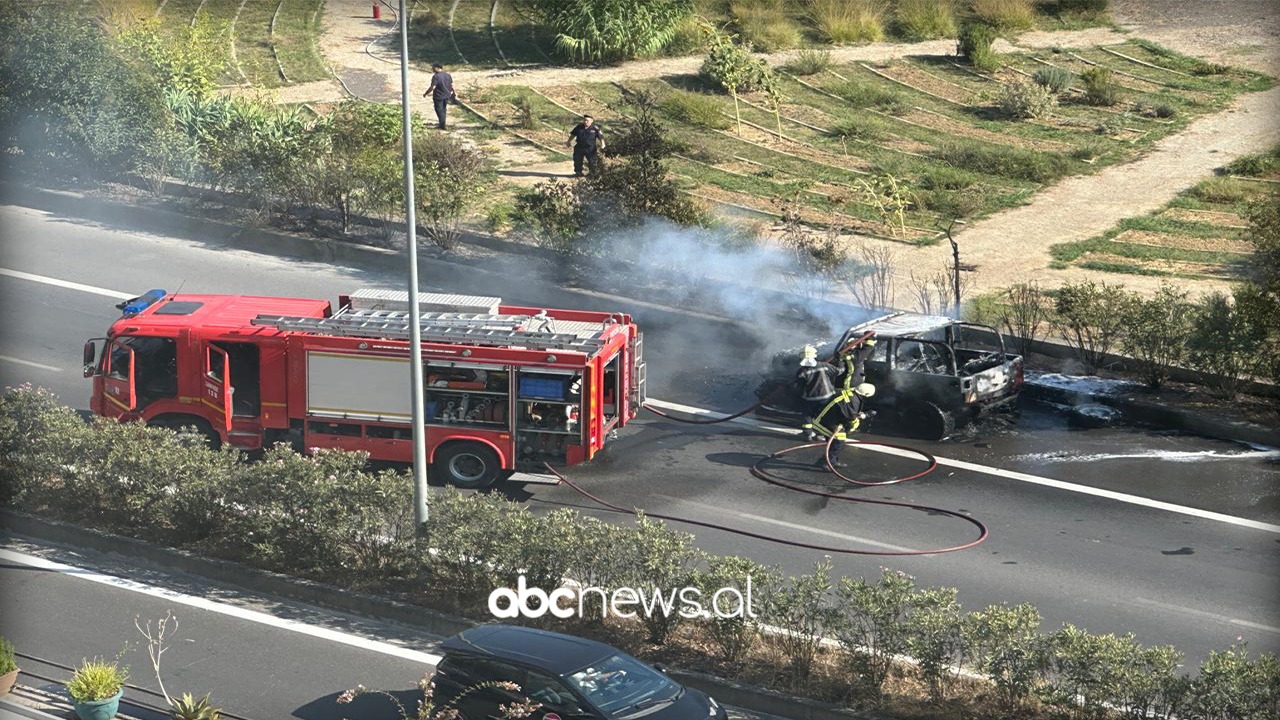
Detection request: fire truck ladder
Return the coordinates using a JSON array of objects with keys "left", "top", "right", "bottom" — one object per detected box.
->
[{"left": 251, "top": 310, "right": 607, "bottom": 353}]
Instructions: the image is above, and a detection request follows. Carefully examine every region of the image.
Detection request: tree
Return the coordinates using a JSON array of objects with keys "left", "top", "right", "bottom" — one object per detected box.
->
[
  {"left": 303, "top": 102, "right": 406, "bottom": 235},
  {"left": 0, "top": 10, "right": 172, "bottom": 178},
  {"left": 515, "top": 0, "right": 694, "bottom": 63},
  {"left": 699, "top": 29, "right": 776, "bottom": 136}
]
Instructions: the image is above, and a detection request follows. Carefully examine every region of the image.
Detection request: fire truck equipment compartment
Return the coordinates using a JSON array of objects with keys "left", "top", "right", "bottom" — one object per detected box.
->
[{"left": 519, "top": 376, "right": 569, "bottom": 400}]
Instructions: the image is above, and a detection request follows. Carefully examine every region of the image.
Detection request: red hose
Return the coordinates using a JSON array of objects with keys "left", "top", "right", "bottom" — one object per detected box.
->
[{"left": 539, "top": 401, "right": 989, "bottom": 556}]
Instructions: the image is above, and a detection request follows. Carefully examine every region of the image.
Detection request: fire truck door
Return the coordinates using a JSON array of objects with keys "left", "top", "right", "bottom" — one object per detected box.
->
[
  {"left": 102, "top": 338, "right": 137, "bottom": 413},
  {"left": 203, "top": 344, "right": 233, "bottom": 431}
]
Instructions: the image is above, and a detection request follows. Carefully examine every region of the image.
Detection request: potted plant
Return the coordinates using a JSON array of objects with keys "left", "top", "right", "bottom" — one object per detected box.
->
[
  {"left": 170, "top": 692, "right": 222, "bottom": 720},
  {"left": 67, "top": 657, "right": 128, "bottom": 720},
  {"left": 0, "top": 635, "right": 18, "bottom": 696}
]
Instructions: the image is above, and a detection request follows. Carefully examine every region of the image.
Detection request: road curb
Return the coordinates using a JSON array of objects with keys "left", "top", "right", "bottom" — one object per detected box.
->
[
  {"left": 0, "top": 510, "right": 896, "bottom": 720},
  {"left": 1023, "top": 384, "right": 1280, "bottom": 447}
]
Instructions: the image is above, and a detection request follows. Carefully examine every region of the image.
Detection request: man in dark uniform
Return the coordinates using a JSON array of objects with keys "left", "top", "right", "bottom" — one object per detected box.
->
[
  {"left": 422, "top": 63, "right": 456, "bottom": 129},
  {"left": 566, "top": 115, "right": 605, "bottom": 177}
]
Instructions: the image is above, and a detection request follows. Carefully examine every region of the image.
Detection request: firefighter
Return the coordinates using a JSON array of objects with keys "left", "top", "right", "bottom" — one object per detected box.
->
[{"left": 797, "top": 340, "right": 877, "bottom": 468}]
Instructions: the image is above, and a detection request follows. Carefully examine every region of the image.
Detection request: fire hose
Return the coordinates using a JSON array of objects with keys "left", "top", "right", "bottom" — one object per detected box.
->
[{"left": 544, "top": 333, "right": 990, "bottom": 556}]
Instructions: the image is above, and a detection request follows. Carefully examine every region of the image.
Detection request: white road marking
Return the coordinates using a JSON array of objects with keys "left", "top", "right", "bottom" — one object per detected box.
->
[
  {"left": 0, "top": 548, "right": 444, "bottom": 665},
  {"left": 0, "top": 268, "right": 134, "bottom": 300},
  {"left": 1133, "top": 596, "right": 1280, "bottom": 635},
  {"left": 8, "top": 268, "right": 1278, "bottom": 537},
  {"left": 643, "top": 399, "right": 1280, "bottom": 536},
  {"left": 653, "top": 494, "right": 918, "bottom": 552},
  {"left": 0, "top": 355, "right": 61, "bottom": 372}
]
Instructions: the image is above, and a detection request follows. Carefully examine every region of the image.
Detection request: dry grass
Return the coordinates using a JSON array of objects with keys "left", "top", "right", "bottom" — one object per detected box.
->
[
  {"left": 731, "top": 0, "right": 804, "bottom": 51},
  {"left": 809, "top": 0, "right": 888, "bottom": 44},
  {"left": 895, "top": 0, "right": 957, "bottom": 40},
  {"left": 969, "top": 0, "right": 1036, "bottom": 33}
]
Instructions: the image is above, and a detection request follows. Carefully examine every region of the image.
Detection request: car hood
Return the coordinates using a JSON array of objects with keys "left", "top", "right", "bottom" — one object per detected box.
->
[{"left": 617, "top": 687, "right": 718, "bottom": 720}]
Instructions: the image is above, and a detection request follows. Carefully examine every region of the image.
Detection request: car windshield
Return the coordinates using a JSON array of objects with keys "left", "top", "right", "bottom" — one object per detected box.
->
[{"left": 563, "top": 653, "right": 679, "bottom": 717}]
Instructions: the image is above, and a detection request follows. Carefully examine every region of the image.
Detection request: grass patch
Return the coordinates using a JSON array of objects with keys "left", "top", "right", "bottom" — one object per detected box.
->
[
  {"left": 829, "top": 114, "right": 895, "bottom": 142},
  {"left": 660, "top": 90, "right": 733, "bottom": 129},
  {"left": 1223, "top": 145, "right": 1280, "bottom": 178},
  {"left": 895, "top": 0, "right": 957, "bottom": 40},
  {"left": 934, "top": 142, "right": 1073, "bottom": 182},
  {"left": 731, "top": 0, "right": 803, "bottom": 51},
  {"left": 1190, "top": 177, "right": 1257, "bottom": 205},
  {"left": 829, "top": 78, "right": 910, "bottom": 114},
  {"left": 786, "top": 48, "right": 833, "bottom": 76},
  {"left": 273, "top": 0, "right": 327, "bottom": 83},
  {"left": 808, "top": 0, "right": 887, "bottom": 44}
]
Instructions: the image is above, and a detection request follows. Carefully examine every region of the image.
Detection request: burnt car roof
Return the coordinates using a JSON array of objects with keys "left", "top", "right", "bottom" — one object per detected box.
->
[
  {"left": 439, "top": 625, "right": 615, "bottom": 675},
  {"left": 848, "top": 311, "right": 956, "bottom": 338}
]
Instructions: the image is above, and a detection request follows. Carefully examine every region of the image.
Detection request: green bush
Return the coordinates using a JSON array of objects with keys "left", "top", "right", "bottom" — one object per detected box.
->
[
  {"left": 997, "top": 79, "right": 1057, "bottom": 119},
  {"left": 967, "top": 604, "right": 1048, "bottom": 710},
  {"left": 1188, "top": 286, "right": 1277, "bottom": 399},
  {"left": 762, "top": 561, "right": 842, "bottom": 690},
  {"left": 731, "top": 0, "right": 803, "bottom": 51},
  {"left": 1245, "top": 190, "right": 1280, "bottom": 297},
  {"left": 1118, "top": 284, "right": 1193, "bottom": 389},
  {"left": 896, "top": 0, "right": 958, "bottom": 40},
  {"left": 786, "top": 47, "right": 833, "bottom": 76},
  {"left": 662, "top": 14, "right": 712, "bottom": 55},
  {"left": 1032, "top": 66, "right": 1074, "bottom": 93},
  {"left": 1225, "top": 147, "right": 1280, "bottom": 177},
  {"left": 516, "top": 178, "right": 587, "bottom": 255},
  {"left": 1051, "top": 280, "right": 1134, "bottom": 373},
  {"left": 1187, "top": 641, "right": 1280, "bottom": 720},
  {"left": 970, "top": 0, "right": 1036, "bottom": 33},
  {"left": 1191, "top": 177, "right": 1250, "bottom": 204},
  {"left": 808, "top": 0, "right": 887, "bottom": 44},
  {"left": 830, "top": 114, "right": 893, "bottom": 141},
  {"left": 934, "top": 142, "right": 1071, "bottom": 183},
  {"left": 837, "top": 568, "right": 916, "bottom": 696},
  {"left": 906, "top": 587, "right": 968, "bottom": 701},
  {"left": 660, "top": 90, "right": 732, "bottom": 129},
  {"left": 958, "top": 22, "right": 1001, "bottom": 72},
  {"left": 1081, "top": 66, "right": 1122, "bottom": 106},
  {"left": 525, "top": 0, "right": 696, "bottom": 62},
  {"left": 0, "top": 636, "right": 15, "bottom": 675},
  {"left": 68, "top": 658, "right": 128, "bottom": 702},
  {"left": 918, "top": 164, "right": 979, "bottom": 190},
  {"left": 697, "top": 557, "right": 777, "bottom": 665}
]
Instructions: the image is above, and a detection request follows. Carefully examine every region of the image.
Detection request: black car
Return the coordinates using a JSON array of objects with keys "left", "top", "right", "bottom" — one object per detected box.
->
[{"left": 432, "top": 625, "right": 728, "bottom": 720}]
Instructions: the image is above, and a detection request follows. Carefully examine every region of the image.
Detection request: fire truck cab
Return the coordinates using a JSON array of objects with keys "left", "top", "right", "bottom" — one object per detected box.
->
[{"left": 84, "top": 289, "right": 645, "bottom": 488}]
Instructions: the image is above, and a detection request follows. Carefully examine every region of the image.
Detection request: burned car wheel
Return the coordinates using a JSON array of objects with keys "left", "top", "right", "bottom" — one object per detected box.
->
[{"left": 907, "top": 402, "right": 955, "bottom": 441}]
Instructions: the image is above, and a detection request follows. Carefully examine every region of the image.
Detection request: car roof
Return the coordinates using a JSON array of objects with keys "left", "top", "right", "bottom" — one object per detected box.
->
[
  {"left": 850, "top": 311, "right": 955, "bottom": 338},
  {"left": 440, "top": 625, "right": 616, "bottom": 675}
]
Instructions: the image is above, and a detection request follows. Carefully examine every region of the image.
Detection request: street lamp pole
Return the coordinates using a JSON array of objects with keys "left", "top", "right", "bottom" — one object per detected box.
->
[{"left": 398, "top": 0, "right": 429, "bottom": 526}]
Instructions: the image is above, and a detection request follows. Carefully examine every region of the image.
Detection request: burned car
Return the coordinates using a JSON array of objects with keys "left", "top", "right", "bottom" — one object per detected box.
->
[{"left": 757, "top": 312, "right": 1024, "bottom": 440}]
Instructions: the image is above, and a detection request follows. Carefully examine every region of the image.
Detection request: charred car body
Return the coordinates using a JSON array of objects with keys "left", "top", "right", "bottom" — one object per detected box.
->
[{"left": 757, "top": 312, "right": 1024, "bottom": 440}]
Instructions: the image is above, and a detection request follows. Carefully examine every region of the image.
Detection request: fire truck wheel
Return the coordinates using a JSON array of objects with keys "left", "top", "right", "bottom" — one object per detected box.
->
[
  {"left": 149, "top": 415, "right": 222, "bottom": 450},
  {"left": 435, "top": 442, "right": 502, "bottom": 489}
]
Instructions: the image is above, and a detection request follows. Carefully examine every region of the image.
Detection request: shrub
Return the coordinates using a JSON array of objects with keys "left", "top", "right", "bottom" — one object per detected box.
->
[
  {"left": 1187, "top": 641, "right": 1280, "bottom": 720},
  {"left": 896, "top": 0, "right": 957, "bottom": 40},
  {"left": 906, "top": 587, "right": 969, "bottom": 701},
  {"left": 918, "top": 164, "right": 979, "bottom": 190},
  {"left": 485, "top": 201, "right": 515, "bottom": 232},
  {"left": 1032, "top": 65, "right": 1073, "bottom": 93},
  {"left": 662, "top": 14, "right": 711, "bottom": 55},
  {"left": 0, "top": 636, "right": 15, "bottom": 675},
  {"left": 1080, "top": 66, "right": 1121, "bottom": 106},
  {"left": 170, "top": 693, "right": 223, "bottom": 720},
  {"left": 659, "top": 90, "right": 731, "bottom": 129},
  {"left": 515, "top": 179, "right": 587, "bottom": 255},
  {"left": 1118, "top": 283, "right": 1193, "bottom": 388},
  {"left": 1245, "top": 190, "right": 1280, "bottom": 297},
  {"left": 967, "top": 604, "right": 1048, "bottom": 711},
  {"left": 958, "top": 22, "right": 1000, "bottom": 72},
  {"left": 1187, "top": 286, "right": 1277, "bottom": 399},
  {"left": 1225, "top": 148, "right": 1280, "bottom": 178},
  {"left": 762, "top": 560, "right": 842, "bottom": 690},
  {"left": 1051, "top": 280, "right": 1134, "bottom": 374},
  {"left": 786, "top": 47, "right": 833, "bottom": 76},
  {"left": 997, "top": 79, "right": 1057, "bottom": 119},
  {"left": 830, "top": 114, "right": 893, "bottom": 141},
  {"left": 837, "top": 568, "right": 916, "bottom": 696},
  {"left": 413, "top": 132, "right": 491, "bottom": 250},
  {"left": 1191, "top": 177, "right": 1250, "bottom": 204},
  {"left": 970, "top": 0, "right": 1036, "bottom": 33},
  {"left": 526, "top": 0, "right": 696, "bottom": 62},
  {"left": 808, "top": 0, "right": 887, "bottom": 44},
  {"left": 997, "top": 282, "right": 1050, "bottom": 357},
  {"left": 1139, "top": 101, "right": 1176, "bottom": 119},
  {"left": 697, "top": 557, "right": 776, "bottom": 665},
  {"left": 831, "top": 79, "right": 908, "bottom": 113},
  {"left": 1044, "top": 625, "right": 1142, "bottom": 719},
  {"left": 68, "top": 658, "right": 128, "bottom": 702},
  {"left": 934, "top": 143, "right": 1071, "bottom": 183},
  {"left": 731, "top": 0, "right": 802, "bottom": 51}
]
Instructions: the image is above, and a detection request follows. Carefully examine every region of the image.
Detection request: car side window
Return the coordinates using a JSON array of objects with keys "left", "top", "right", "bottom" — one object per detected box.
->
[{"left": 524, "top": 671, "right": 590, "bottom": 714}]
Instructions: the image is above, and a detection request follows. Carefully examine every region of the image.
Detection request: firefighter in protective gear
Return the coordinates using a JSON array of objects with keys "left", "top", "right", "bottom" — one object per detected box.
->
[{"left": 797, "top": 337, "right": 878, "bottom": 468}]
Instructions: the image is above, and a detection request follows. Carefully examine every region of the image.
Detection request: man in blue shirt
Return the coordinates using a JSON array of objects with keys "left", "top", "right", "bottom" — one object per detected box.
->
[
  {"left": 566, "top": 115, "right": 605, "bottom": 177},
  {"left": 422, "top": 63, "right": 456, "bottom": 129}
]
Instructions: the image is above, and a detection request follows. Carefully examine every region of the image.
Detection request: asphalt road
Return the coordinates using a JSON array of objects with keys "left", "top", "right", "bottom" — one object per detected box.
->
[{"left": 0, "top": 199, "right": 1277, "bottom": 669}]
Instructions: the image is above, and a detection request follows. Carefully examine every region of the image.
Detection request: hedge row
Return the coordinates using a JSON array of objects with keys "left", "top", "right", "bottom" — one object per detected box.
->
[{"left": 1, "top": 386, "right": 1276, "bottom": 719}]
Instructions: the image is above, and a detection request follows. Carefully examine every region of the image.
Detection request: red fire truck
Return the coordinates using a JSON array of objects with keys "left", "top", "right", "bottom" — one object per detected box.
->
[{"left": 83, "top": 288, "right": 646, "bottom": 488}]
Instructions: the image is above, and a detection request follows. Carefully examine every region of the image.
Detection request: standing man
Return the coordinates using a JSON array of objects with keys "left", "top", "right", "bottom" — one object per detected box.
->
[
  {"left": 796, "top": 338, "right": 877, "bottom": 469},
  {"left": 422, "top": 63, "right": 456, "bottom": 130},
  {"left": 566, "top": 115, "right": 604, "bottom": 177}
]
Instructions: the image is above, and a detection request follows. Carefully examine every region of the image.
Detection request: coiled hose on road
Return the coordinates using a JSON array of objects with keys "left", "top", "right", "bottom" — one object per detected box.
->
[{"left": 544, "top": 398, "right": 989, "bottom": 557}]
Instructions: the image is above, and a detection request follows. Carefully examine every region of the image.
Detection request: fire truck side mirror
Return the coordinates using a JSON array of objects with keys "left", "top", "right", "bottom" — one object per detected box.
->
[{"left": 82, "top": 340, "right": 98, "bottom": 377}]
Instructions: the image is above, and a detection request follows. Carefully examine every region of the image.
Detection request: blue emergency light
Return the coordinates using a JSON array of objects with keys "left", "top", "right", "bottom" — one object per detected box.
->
[{"left": 118, "top": 289, "right": 167, "bottom": 317}]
